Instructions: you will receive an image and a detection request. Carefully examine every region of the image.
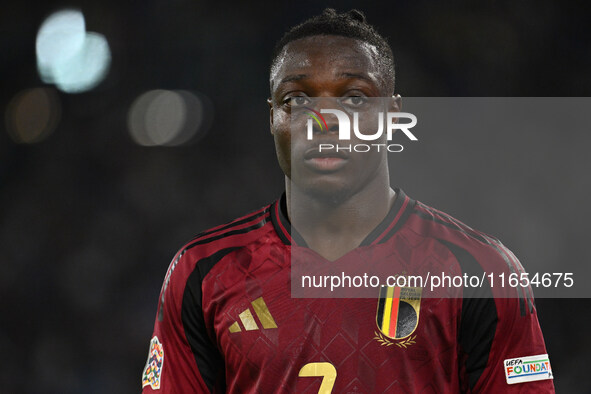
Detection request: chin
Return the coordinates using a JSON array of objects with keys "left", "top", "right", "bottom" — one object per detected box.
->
[{"left": 293, "top": 178, "right": 355, "bottom": 205}]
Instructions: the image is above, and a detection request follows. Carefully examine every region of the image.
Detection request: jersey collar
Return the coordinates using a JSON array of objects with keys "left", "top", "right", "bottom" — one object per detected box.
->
[{"left": 270, "top": 187, "right": 415, "bottom": 247}]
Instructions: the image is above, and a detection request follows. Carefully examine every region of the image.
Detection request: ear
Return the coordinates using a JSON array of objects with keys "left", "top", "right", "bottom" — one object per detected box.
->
[
  {"left": 390, "top": 94, "right": 402, "bottom": 112},
  {"left": 267, "top": 98, "right": 274, "bottom": 134}
]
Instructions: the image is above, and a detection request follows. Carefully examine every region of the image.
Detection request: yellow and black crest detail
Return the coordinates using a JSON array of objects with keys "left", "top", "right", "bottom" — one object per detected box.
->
[{"left": 376, "top": 286, "right": 421, "bottom": 341}]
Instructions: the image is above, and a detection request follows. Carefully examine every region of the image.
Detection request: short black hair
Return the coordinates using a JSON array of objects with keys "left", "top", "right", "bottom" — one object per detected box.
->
[{"left": 270, "top": 8, "right": 395, "bottom": 94}]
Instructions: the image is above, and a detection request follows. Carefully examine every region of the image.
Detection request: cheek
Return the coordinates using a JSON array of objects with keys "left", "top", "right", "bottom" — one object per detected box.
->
[
  {"left": 272, "top": 108, "right": 306, "bottom": 160},
  {"left": 273, "top": 126, "right": 293, "bottom": 178},
  {"left": 272, "top": 107, "right": 290, "bottom": 128},
  {"left": 274, "top": 129, "right": 291, "bottom": 157},
  {"left": 272, "top": 111, "right": 292, "bottom": 153},
  {"left": 353, "top": 110, "right": 387, "bottom": 141}
]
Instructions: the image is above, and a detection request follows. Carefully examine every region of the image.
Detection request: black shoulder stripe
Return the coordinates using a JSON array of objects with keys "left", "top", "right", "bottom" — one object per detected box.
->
[
  {"left": 186, "top": 213, "right": 270, "bottom": 250},
  {"left": 190, "top": 208, "right": 269, "bottom": 242},
  {"left": 157, "top": 213, "right": 268, "bottom": 323},
  {"left": 437, "top": 239, "right": 497, "bottom": 391},
  {"left": 478, "top": 234, "right": 530, "bottom": 315},
  {"left": 181, "top": 247, "right": 241, "bottom": 392}
]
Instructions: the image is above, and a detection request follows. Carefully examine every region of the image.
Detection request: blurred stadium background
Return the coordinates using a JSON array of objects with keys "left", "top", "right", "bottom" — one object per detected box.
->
[{"left": 1, "top": 0, "right": 590, "bottom": 392}]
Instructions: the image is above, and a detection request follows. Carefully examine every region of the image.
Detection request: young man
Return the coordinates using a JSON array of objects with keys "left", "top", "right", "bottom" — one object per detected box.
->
[{"left": 142, "top": 9, "right": 554, "bottom": 393}]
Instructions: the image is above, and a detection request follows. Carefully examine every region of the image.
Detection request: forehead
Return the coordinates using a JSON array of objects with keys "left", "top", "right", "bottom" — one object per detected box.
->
[{"left": 270, "top": 35, "right": 381, "bottom": 87}]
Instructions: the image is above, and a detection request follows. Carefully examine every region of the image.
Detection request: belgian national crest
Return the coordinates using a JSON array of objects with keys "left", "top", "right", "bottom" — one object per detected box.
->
[{"left": 375, "top": 286, "right": 422, "bottom": 348}]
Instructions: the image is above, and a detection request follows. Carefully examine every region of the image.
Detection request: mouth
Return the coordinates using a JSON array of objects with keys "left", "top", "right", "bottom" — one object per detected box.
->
[{"left": 303, "top": 147, "right": 348, "bottom": 172}]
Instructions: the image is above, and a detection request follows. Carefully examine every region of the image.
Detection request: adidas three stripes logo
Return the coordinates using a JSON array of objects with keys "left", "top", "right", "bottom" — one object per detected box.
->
[{"left": 228, "top": 297, "right": 277, "bottom": 333}]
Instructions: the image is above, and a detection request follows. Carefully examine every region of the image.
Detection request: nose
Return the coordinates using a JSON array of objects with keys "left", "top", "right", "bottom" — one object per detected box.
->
[{"left": 310, "top": 97, "right": 345, "bottom": 135}]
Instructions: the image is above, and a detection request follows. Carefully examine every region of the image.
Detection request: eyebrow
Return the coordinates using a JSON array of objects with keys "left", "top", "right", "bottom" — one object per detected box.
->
[
  {"left": 278, "top": 72, "right": 373, "bottom": 86},
  {"left": 278, "top": 74, "right": 307, "bottom": 85},
  {"left": 338, "top": 72, "right": 374, "bottom": 83}
]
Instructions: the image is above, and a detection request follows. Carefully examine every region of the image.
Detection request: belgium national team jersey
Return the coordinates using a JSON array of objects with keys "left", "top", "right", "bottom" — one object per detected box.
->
[{"left": 141, "top": 189, "right": 554, "bottom": 393}]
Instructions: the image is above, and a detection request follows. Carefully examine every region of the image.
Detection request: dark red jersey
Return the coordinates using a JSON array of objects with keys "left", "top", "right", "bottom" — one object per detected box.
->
[{"left": 142, "top": 189, "right": 554, "bottom": 393}]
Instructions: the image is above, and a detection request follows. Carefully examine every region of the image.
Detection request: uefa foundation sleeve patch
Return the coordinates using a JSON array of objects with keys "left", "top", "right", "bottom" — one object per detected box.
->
[
  {"left": 142, "top": 336, "right": 164, "bottom": 389},
  {"left": 504, "top": 354, "right": 553, "bottom": 384}
]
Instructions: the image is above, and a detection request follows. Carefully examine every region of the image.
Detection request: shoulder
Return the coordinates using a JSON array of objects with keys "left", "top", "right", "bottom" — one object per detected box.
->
[
  {"left": 406, "top": 199, "right": 534, "bottom": 313},
  {"left": 407, "top": 199, "right": 500, "bottom": 248},
  {"left": 157, "top": 203, "right": 276, "bottom": 315},
  {"left": 170, "top": 203, "right": 275, "bottom": 278},
  {"left": 153, "top": 201, "right": 279, "bottom": 324},
  {"left": 406, "top": 200, "right": 521, "bottom": 275}
]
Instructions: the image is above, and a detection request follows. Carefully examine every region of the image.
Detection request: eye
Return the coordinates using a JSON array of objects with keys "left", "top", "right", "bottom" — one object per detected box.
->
[
  {"left": 340, "top": 96, "right": 367, "bottom": 106},
  {"left": 283, "top": 96, "right": 311, "bottom": 108}
]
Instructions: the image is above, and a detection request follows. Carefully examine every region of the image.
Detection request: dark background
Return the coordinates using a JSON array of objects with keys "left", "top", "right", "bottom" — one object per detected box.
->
[{"left": 1, "top": 0, "right": 590, "bottom": 392}]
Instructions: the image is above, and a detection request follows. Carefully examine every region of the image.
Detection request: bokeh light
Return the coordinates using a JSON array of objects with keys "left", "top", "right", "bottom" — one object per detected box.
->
[
  {"left": 53, "top": 32, "right": 111, "bottom": 93},
  {"left": 36, "top": 9, "right": 85, "bottom": 84},
  {"left": 145, "top": 90, "right": 187, "bottom": 146},
  {"left": 128, "top": 90, "right": 211, "bottom": 147},
  {"left": 5, "top": 87, "right": 61, "bottom": 144},
  {"left": 36, "top": 9, "right": 111, "bottom": 93}
]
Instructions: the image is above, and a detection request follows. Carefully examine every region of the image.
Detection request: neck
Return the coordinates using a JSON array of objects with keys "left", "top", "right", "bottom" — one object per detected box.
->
[{"left": 286, "top": 177, "right": 396, "bottom": 261}]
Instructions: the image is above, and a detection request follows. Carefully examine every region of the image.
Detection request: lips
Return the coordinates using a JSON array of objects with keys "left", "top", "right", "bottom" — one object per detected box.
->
[
  {"left": 304, "top": 147, "right": 348, "bottom": 160},
  {"left": 303, "top": 146, "right": 348, "bottom": 172}
]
